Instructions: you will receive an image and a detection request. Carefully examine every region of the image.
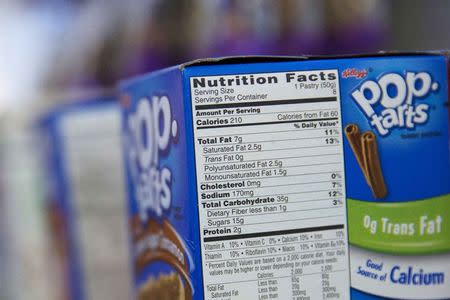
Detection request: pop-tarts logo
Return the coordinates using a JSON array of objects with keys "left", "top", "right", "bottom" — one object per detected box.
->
[
  {"left": 126, "top": 95, "right": 178, "bottom": 221},
  {"left": 351, "top": 72, "right": 439, "bottom": 135}
]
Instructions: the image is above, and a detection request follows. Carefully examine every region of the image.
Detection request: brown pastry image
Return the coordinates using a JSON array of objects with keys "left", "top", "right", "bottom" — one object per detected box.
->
[
  {"left": 138, "top": 272, "right": 185, "bottom": 300},
  {"left": 344, "top": 124, "right": 387, "bottom": 198}
]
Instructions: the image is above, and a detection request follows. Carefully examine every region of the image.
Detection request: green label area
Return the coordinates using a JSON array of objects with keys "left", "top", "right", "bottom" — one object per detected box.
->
[{"left": 348, "top": 194, "right": 450, "bottom": 255}]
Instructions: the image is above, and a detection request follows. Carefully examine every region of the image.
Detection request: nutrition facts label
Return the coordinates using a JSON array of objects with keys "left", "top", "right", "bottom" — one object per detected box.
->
[{"left": 190, "top": 70, "right": 350, "bottom": 299}]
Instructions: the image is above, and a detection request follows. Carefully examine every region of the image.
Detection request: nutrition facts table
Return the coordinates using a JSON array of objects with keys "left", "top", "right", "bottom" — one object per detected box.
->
[{"left": 190, "top": 70, "right": 350, "bottom": 299}]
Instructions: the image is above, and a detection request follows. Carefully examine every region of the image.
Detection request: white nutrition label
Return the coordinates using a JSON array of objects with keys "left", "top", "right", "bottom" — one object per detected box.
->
[{"left": 190, "top": 70, "right": 350, "bottom": 300}]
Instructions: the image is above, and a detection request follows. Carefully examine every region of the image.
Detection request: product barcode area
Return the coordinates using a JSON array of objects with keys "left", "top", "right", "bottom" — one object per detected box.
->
[{"left": 191, "top": 71, "right": 350, "bottom": 299}]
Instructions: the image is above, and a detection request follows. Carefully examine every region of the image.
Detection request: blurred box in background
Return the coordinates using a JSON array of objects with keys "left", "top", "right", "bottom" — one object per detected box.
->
[
  {"left": 190, "top": 0, "right": 281, "bottom": 57},
  {"left": 36, "top": 94, "right": 131, "bottom": 300},
  {"left": 0, "top": 115, "right": 55, "bottom": 300}
]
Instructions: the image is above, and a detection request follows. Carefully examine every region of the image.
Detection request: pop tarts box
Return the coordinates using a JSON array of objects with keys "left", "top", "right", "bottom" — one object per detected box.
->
[
  {"left": 120, "top": 54, "right": 450, "bottom": 300},
  {"left": 37, "top": 96, "right": 132, "bottom": 300}
]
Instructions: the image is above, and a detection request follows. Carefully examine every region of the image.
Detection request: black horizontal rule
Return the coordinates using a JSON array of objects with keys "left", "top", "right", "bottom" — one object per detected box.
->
[
  {"left": 203, "top": 224, "right": 344, "bottom": 242},
  {"left": 195, "top": 96, "right": 337, "bottom": 110}
]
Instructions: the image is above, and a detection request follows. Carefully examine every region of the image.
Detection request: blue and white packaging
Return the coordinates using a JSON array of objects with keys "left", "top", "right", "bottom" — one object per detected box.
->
[
  {"left": 120, "top": 54, "right": 450, "bottom": 300},
  {"left": 37, "top": 97, "right": 132, "bottom": 300}
]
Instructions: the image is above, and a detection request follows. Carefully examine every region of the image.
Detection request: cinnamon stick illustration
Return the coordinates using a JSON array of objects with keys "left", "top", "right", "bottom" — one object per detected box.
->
[
  {"left": 344, "top": 124, "right": 388, "bottom": 199},
  {"left": 361, "top": 131, "right": 388, "bottom": 198}
]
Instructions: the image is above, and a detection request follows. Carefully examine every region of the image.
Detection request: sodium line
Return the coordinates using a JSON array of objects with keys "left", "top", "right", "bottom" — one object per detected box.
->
[{"left": 200, "top": 188, "right": 341, "bottom": 201}]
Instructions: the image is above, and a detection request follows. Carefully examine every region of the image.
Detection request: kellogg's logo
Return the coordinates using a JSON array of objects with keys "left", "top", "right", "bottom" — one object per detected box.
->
[
  {"left": 125, "top": 95, "right": 178, "bottom": 221},
  {"left": 342, "top": 68, "right": 368, "bottom": 79},
  {"left": 351, "top": 72, "right": 439, "bottom": 135}
]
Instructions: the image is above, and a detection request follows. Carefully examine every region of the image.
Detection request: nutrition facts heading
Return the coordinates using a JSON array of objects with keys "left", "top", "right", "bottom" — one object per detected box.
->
[{"left": 191, "top": 71, "right": 337, "bottom": 89}]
